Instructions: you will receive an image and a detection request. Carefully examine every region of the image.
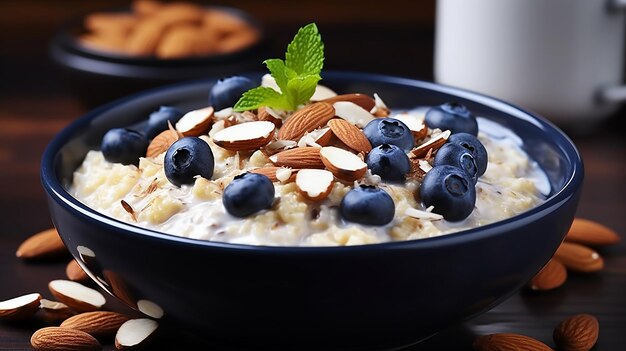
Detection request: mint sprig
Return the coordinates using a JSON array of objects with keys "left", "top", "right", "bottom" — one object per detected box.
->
[{"left": 233, "top": 23, "right": 324, "bottom": 112}]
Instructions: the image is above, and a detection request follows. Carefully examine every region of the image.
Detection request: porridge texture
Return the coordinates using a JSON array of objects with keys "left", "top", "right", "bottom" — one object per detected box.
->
[{"left": 70, "top": 104, "right": 548, "bottom": 246}]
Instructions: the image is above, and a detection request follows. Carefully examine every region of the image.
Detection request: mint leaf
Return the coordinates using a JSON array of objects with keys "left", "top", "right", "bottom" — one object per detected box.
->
[
  {"left": 286, "top": 23, "right": 324, "bottom": 76},
  {"left": 233, "top": 22, "right": 325, "bottom": 111},
  {"left": 285, "top": 74, "right": 321, "bottom": 109},
  {"left": 233, "top": 87, "right": 291, "bottom": 111},
  {"left": 263, "top": 59, "right": 288, "bottom": 92}
]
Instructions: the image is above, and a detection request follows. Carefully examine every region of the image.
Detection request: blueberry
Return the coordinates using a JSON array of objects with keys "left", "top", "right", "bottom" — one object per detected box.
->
[
  {"left": 419, "top": 165, "right": 476, "bottom": 221},
  {"left": 164, "top": 137, "right": 214, "bottom": 186},
  {"left": 209, "top": 76, "right": 257, "bottom": 111},
  {"left": 101, "top": 128, "right": 148, "bottom": 166},
  {"left": 363, "top": 118, "right": 414, "bottom": 151},
  {"left": 145, "top": 106, "right": 184, "bottom": 139},
  {"left": 340, "top": 185, "right": 395, "bottom": 226},
  {"left": 425, "top": 102, "right": 478, "bottom": 136},
  {"left": 447, "top": 133, "right": 488, "bottom": 176},
  {"left": 223, "top": 173, "right": 275, "bottom": 218},
  {"left": 434, "top": 143, "right": 479, "bottom": 184},
  {"left": 365, "top": 144, "right": 411, "bottom": 182}
]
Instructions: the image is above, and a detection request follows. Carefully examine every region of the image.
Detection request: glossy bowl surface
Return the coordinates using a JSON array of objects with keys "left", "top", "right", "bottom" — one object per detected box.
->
[
  {"left": 41, "top": 72, "right": 583, "bottom": 350},
  {"left": 48, "top": 5, "right": 269, "bottom": 108}
]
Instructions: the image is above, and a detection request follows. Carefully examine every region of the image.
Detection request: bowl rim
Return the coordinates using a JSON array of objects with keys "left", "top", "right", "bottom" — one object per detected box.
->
[
  {"left": 41, "top": 70, "right": 584, "bottom": 252},
  {"left": 50, "top": 4, "right": 266, "bottom": 66}
]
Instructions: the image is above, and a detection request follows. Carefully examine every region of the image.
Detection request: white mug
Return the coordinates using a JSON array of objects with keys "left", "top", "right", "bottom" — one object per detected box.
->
[{"left": 434, "top": 0, "right": 626, "bottom": 131}]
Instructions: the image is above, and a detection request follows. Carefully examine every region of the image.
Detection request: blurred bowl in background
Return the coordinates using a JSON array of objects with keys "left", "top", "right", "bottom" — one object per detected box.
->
[{"left": 49, "top": 2, "right": 269, "bottom": 108}]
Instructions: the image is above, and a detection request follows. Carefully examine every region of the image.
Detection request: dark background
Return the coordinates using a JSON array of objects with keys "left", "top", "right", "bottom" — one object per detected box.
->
[{"left": 1, "top": 1, "right": 625, "bottom": 350}]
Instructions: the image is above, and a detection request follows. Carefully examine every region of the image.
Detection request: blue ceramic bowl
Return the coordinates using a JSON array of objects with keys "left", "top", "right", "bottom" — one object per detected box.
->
[{"left": 41, "top": 72, "right": 583, "bottom": 350}]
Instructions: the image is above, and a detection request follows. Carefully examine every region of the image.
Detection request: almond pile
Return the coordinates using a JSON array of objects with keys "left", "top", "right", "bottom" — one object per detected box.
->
[
  {"left": 528, "top": 218, "right": 620, "bottom": 291},
  {"left": 3, "top": 228, "right": 160, "bottom": 350},
  {"left": 474, "top": 314, "right": 600, "bottom": 351},
  {"left": 80, "top": 0, "right": 260, "bottom": 58}
]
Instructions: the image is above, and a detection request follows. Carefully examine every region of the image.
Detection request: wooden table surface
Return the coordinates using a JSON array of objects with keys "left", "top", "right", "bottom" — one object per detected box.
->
[{"left": 1, "top": 1, "right": 625, "bottom": 350}]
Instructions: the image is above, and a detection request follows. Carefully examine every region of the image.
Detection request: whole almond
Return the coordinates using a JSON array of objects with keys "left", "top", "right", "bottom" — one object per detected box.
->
[
  {"left": 250, "top": 167, "right": 297, "bottom": 183},
  {"left": 565, "top": 218, "right": 620, "bottom": 246},
  {"left": 156, "top": 25, "right": 198, "bottom": 59},
  {"left": 31, "top": 327, "right": 101, "bottom": 351},
  {"left": 554, "top": 242, "right": 604, "bottom": 273},
  {"left": 215, "top": 27, "right": 260, "bottom": 54},
  {"left": 553, "top": 314, "right": 599, "bottom": 351},
  {"left": 269, "top": 147, "right": 325, "bottom": 169},
  {"left": 132, "top": 0, "right": 162, "bottom": 16},
  {"left": 529, "top": 258, "right": 567, "bottom": 291},
  {"left": 322, "top": 93, "right": 376, "bottom": 111},
  {"left": 66, "top": 259, "right": 89, "bottom": 283},
  {"left": 125, "top": 18, "right": 165, "bottom": 56},
  {"left": 16, "top": 228, "right": 67, "bottom": 260},
  {"left": 146, "top": 126, "right": 183, "bottom": 158},
  {"left": 61, "top": 311, "right": 129, "bottom": 340},
  {"left": 278, "top": 102, "right": 335, "bottom": 141},
  {"left": 328, "top": 119, "right": 372, "bottom": 154},
  {"left": 473, "top": 333, "right": 553, "bottom": 351}
]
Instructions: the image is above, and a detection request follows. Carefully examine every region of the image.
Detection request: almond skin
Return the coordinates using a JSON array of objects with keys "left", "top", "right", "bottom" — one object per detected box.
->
[
  {"left": 31, "top": 327, "right": 101, "bottom": 351},
  {"left": 278, "top": 102, "right": 335, "bottom": 141},
  {"left": 554, "top": 242, "right": 604, "bottom": 273},
  {"left": 0, "top": 293, "right": 42, "bottom": 321},
  {"left": 66, "top": 259, "right": 89, "bottom": 282},
  {"left": 565, "top": 218, "right": 620, "bottom": 246},
  {"left": 529, "top": 258, "right": 567, "bottom": 291},
  {"left": 553, "top": 314, "right": 599, "bottom": 351},
  {"left": 322, "top": 93, "right": 376, "bottom": 111},
  {"left": 269, "top": 147, "right": 325, "bottom": 169},
  {"left": 411, "top": 130, "right": 451, "bottom": 158},
  {"left": 16, "top": 228, "right": 67, "bottom": 260},
  {"left": 328, "top": 119, "right": 372, "bottom": 154},
  {"left": 61, "top": 311, "right": 129, "bottom": 340},
  {"left": 473, "top": 333, "right": 553, "bottom": 351},
  {"left": 250, "top": 167, "right": 297, "bottom": 183},
  {"left": 146, "top": 126, "right": 183, "bottom": 158}
]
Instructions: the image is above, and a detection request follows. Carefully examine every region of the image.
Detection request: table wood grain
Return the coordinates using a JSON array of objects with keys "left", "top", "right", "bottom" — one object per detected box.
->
[{"left": 1, "top": 1, "right": 625, "bottom": 350}]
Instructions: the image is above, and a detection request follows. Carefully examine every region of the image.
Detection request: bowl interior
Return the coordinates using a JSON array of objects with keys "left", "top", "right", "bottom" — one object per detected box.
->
[{"left": 49, "top": 71, "right": 579, "bottom": 205}]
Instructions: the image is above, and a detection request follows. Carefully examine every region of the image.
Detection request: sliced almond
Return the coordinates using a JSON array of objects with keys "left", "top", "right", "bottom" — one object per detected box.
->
[
  {"left": 48, "top": 280, "right": 106, "bottom": 313},
  {"left": 39, "top": 299, "right": 75, "bottom": 324},
  {"left": 310, "top": 84, "right": 338, "bottom": 101},
  {"left": 371, "top": 93, "right": 390, "bottom": 117},
  {"left": 411, "top": 130, "right": 451, "bottom": 158},
  {"left": 332, "top": 101, "right": 376, "bottom": 128},
  {"left": 322, "top": 93, "right": 376, "bottom": 111},
  {"left": 212, "top": 121, "right": 275, "bottom": 151},
  {"left": 66, "top": 259, "right": 89, "bottom": 283},
  {"left": 313, "top": 127, "right": 333, "bottom": 146},
  {"left": 393, "top": 112, "right": 428, "bottom": 139},
  {"left": 175, "top": 106, "right": 214, "bottom": 136},
  {"left": 278, "top": 102, "right": 335, "bottom": 141},
  {"left": 295, "top": 169, "right": 334, "bottom": 201},
  {"left": 137, "top": 300, "right": 164, "bottom": 319},
  {"left": 16, "top": 228, "right": 67, "bottom": 260},
  {"left": 269, "top": 147, "right": 324, "bottom": 169},
  {"left": 554, "top": 242, "right": 604, "bottom": 273},
  {"left": 257, "top": 106, "right": 283, "bottom": 128},
  {"left": 263, "top": 140, "right": 297, "bottom": 155},
  {"left": 146, "top": 123, "right": 183, "bottom": 158},
  {"left": 0, "top": 293, "right": 41, "bottom": 321},
  {"left": 405, "top": 207, "right": 443, "bottom": 221},
  {"left": 115, "top": 318, "right": 159, "bottom": 350},
  {"left": 319, "top": 146, "right": 367, "bottom": 181},
  {"left": 565, "top": 218, "right": 620, "bottom": 246},
  {"left": 529, "top": 258, "right": 567, "bottom": 291},
  {"left": 31, "top": 327, "right": 101, "bottom": 351},
  {"left": 328, "top": 119, "right": 372, "bottom": 154},
  {"left": 250, "top": 167, "right": 297, "bottom": 183},
  {"left": 61, "top": 311, "right": 129, "bottom": 340}
]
